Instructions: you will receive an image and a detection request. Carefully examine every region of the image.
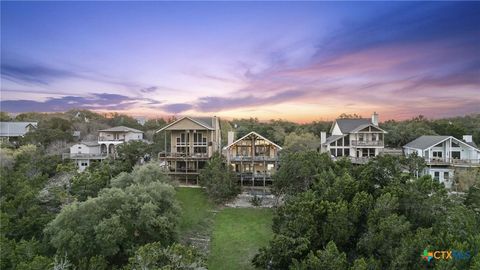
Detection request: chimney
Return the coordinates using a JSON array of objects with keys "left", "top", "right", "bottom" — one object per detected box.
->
[
  {"left": 371, "top": 112, "right": 379, "bottom": 126},
  {"left": 228, "top": 131, "right": 235, "bottom": 146},
  {"left": 463, "top": 135, "right": 473, "bottom": 143},
  {"left": 320, "top": 132, "right": 326, "bottom": 145}
]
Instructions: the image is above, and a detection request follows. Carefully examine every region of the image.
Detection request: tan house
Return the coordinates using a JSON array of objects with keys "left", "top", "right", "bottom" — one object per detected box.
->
[
  {"left": 223, "top": 131, "right": 282, "bottom": 187},
  {"left": 156, "top": 116, "right": 221, "bottom": 184}
]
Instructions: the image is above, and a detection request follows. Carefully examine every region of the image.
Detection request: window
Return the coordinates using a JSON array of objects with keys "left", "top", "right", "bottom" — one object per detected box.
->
[
  {"left": 344, "top": 135, "right": 350, "bottom": 146},
  {"left": 344, "top": 149, "right": 350, "bottom": 156},
  {"left": 434, "top": 172, "right": 440, "bottom": 180},
  {"left": 78, "top": 146, "right": 82, "bottom": 149},
  {"left": 452, "top": 151, "right": 461, "bottom": 159},
  {"left": 337, "top": 149, "right": 343, "bottom": 157},
  {"left": 372, "top": 133, "right": 378, "bottom": 141},
  {"left": 433, "top": 151, "right": 443, "bottom": 158},
  {"left": 330, "top": 149, "right": 336, "bottom": 156},
  {"left": 337, "top": 138, "right": 343, "bottom": 146},
  {"left": 451, "top": 141, "right": 460, "bottom": 148},
  {"left": 443, "top": 172, "right": 449, "bottom": 180},
  {"left": 359, "top": 134, "right": 364, "bottom": 141}
]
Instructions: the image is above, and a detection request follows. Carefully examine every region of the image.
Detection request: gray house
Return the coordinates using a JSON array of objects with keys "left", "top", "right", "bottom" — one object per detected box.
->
[{"left": 0, "top": 122, "right": 38, "bottom": 143}]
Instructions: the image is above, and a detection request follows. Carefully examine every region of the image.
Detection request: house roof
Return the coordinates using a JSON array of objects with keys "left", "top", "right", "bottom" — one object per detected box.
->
[
  {"left": 156, "top": 116, "right": 216, "bottom": 132},
  {"left": 223, "top": 131, "right": 282, "bottom": 150},
  {"left": 0, "top": 122, "right": 37, "bottom": 137},
  {"left": 334, "top": 118, "right": 372, "bottom": 133},
  {"left": 404, "top": 135, "right": 480, "bottom": 152},
  {"left": 403, "top": 135, "right": 453, "bottom": 150},
  {"left": 78, "top": 141, "right": 99, "bottom": 147},
  {"left": 324, "top": 135, "right": 345, "bottom": 145},
  {"left": 98, "top": 126, "right": 143, "bottom": 133}
]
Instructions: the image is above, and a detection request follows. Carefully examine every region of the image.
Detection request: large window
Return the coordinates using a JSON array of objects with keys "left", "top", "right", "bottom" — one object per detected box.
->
[
  {"left": 344, "top": 149, "right": 350, "bottom": 156},
  {"left": 451, "top": 141, "right": 460, "bottom": 148},
  {"left": 337, "top": 149, "right": 343, "bottom": 156},
  {"left": 432, "top": 151, "right": 443, "bottom": 158},
  {"left": 330, "top": 149, "right": 336, "bottom": 156},
  {"left": 337, "top": 138, "right": 343, "bottom": 146},
  {"left": 452, "top": 151, "right": 461, "bottom": 159},
  {"left": 434, "top": 171, "right": 440, "bottom": 180},
  {"left": 344, "top": 135, "right": 350, "bottom": 146}
]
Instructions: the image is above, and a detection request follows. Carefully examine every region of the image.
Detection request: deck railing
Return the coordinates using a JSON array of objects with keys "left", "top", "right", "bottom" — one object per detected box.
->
[
  {"left": 351, "top": 140, "right": 384, "bottom": 146},
  {"left": 62, "top": 153, "right": 108, "bottom": 159},
  {"left": 426, "top": 158, "right": 480, "bottom": 165},
  {"left": 230, "top": 156, "right": 278, "bottom": 162}
]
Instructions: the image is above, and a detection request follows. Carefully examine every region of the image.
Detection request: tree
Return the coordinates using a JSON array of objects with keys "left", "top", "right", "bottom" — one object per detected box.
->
[
  {"left": 282, "top": 132, "right": 319, "bottom": 153},
  {"left": 290, "top": 241, "right": 348, "bottom": 270},
  {"left": 45, "top": 181, "right": 180, "bottom": 267},
  {"left": 125, "top": 242, "right": 206, "bottom": 270},
  {"left": 272, "top": 151, "right": 335, "bottom": 196},
  {"left": 116, "top": 140, "right": 152, "bottom": 171},
  {"left": 199, "top": 153, "right": 240, "bottom": 204}
]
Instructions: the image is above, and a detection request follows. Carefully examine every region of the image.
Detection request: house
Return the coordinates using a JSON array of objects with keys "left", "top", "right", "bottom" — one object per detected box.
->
[
  {"left": 98, "top": 126, "right": 144, "bottom": 156},
  {"left": 320, "top": 112, "right": 387, "bottom": 163},
  {"left": 156, "top": 116, "right": 221, "bottom": 184},
  {"left": 403, "top": 135, "right": 480, "bottom": 188},
  {"left": 63, "top": 141, "right": 108, "bottom": 172},
  {"left": 63, "top": 126, "right": 144, "bottom": 171},
  {"left": 0, "top": 122, "right": 38, "bottom": 143},
  {"left": 223, "top": 131, "right": 282, "bottom": 187}
]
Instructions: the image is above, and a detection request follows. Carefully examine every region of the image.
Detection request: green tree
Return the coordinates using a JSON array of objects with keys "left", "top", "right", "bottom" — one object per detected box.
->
[
  {"left": 282, "top": 132, "right": 319, "bottom": 153},
  {"left": 199, "top": 153, "right": 240, "bottom": 204},
  {"left": 124, "top": 242, "right": 206, "bottom": 270}
]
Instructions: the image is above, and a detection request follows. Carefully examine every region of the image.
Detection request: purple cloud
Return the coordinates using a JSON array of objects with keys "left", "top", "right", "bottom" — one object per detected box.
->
[{"left": 0, "top": 93, "right": 162, "bottom": 113}]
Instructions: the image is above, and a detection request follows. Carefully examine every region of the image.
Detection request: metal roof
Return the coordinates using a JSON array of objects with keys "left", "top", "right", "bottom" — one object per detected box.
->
[
  {"left": 0, "top": 122, "right": 37, "bottom": 137},
  {"left": 98, "top": 126, "right": 143, "bottom": 133},
  {"left": 403, "top": 135, "right": 451, "bottom": 150}
]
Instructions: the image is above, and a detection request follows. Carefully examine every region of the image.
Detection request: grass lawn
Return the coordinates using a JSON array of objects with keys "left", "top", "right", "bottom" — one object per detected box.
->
[
  {"left": 175, "top": 187, "right": 214, "bottom": 234},
  {"left": 208, "top": 208, "right": 273, "bottom": 270}
]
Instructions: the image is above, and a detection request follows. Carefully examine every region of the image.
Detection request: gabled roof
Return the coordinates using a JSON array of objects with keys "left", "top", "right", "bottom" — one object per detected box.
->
[
  {"left": 403, "top": 136, "right": 450, "bottom": 150},
  {"left": 350, "top": 123, "right": 387, "bottom": 133},
  {"left": 332, "top": 118, "right": 371, "bottom": 134},
  {"left": 323, "top": 135, "right": 345, "bottom": 145},
  {"left": 223, "top": 131, "right": 282, "bottom": 150},
  {"left": 0, "top": 122, "right": 37, "bottom": 137},
  {"left": 404, "top": 135, "right": 480, "bottom": 152},
  {"left": 156, "top": 116, "right": 216, "bottom": 132},
  {"left": 98, "top": 126, "right": 143, "bottom": 133}
]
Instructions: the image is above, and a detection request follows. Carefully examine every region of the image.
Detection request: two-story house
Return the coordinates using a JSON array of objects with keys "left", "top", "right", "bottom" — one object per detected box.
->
[
  {"left": 98, "top": 126, "right": 144, "bottom": 156},
  {"left": 403, "top": 135, "right": 480, "bottom": 188},
  {"left": 320, "top": 112, "right": 387, "bottom": 163},
  {"left": 64, "top": 141, "right": 108, "bottom": 172},
  {"left": 156, "top": 116, "right": 221, "bottom": 184},
  {"left": 64, "top": 126, "right": 144, "bottom": 171},
  {"left": 223, "top": 131, "right": 282, "bottom": 188}
]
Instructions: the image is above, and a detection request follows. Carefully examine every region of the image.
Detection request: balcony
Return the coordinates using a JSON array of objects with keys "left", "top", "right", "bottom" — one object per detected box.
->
[
  {"left": 98, "top": 137, "right": 125, "bottom": 142},
  {"left": 351, "top": 140, "right": 384, "bottom": 147},
  {"left": 62, "top": 153, "right": 108, "bottom": 159},
  {"left": 159, "top": 152, "right": 209, "bottom": 159},
  {"left": 230, "top": 155, "right": 278, "bottom": 162},
  {"left": 426, "top": 158, "right": 480, "bottom": 166}
]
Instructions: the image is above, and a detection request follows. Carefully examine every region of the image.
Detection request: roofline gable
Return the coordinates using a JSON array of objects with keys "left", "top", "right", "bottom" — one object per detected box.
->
[
  {"left": 223, "top": 131, "right": 282, "bottom": 150},
  {"left": 404, "top": 136, "right": 480, "bottom": 152},
  {"left": 156, "top": 116, "right": 214, "bottom": 133},
  {"left": 349, "top": 123, "right": 387, "bottom": 133}
]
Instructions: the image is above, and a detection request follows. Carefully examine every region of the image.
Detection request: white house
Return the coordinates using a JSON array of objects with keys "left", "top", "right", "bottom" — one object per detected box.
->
[
  {"left": 403, "top": 135, "right": 480, "bottom": 188},
  {"left": 64, "top": 141, "right": 107, "bottom": 172},
  {"left": 64, "top": 126, "right": 144, "bottom": 172},
  {"left": 320, "top": 113, "right": 387, "bottom": 163},
  {"left": 98, "top": 126, "right": 144, "bottom": 156}
]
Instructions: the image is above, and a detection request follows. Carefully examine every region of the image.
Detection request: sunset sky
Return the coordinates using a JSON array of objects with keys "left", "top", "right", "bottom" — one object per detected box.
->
[{"left": 1, "top": 1, "right": 479, "bottom": 122}]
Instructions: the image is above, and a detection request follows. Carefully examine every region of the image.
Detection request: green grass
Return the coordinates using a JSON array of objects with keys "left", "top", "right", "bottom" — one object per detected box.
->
[
  {"left": 175, "top": 187, "right": 214, "bottom": 234},
  {"left": 208, "top": 208, "right": 273, "bottom": 270}
]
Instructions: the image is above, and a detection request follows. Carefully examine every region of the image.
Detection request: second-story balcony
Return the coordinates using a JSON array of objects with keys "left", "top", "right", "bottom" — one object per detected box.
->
[
  {"left": 426, "top": 158, "right": 480, "bottom": 166},
  {"left": 62, "top": 153, "right": 108, "bottom": 160},
  {"left": 159, "top": 151, "right": 209, "bottom": 159},
  {"left": 230, "top": 155, "right": 278, "bottom": 162},
  {"left": 98, "top": 136, "right": 125, "bottom": 142},
  {"left": 351, "top": 140, "right": 384, "bottom": 147}
]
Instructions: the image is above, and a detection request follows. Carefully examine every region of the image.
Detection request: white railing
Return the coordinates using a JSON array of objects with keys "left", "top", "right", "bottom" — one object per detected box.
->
[
  {"left": 62, "top": 153, "right": 108, "bottom": 159},
  {"left": 351, "top": 140, "right": 384, "bottom": 146}
]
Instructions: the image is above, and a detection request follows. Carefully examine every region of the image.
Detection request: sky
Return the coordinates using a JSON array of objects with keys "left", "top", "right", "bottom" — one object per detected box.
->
[{"left": 1, "top": 1, "right": 479, "bottom": 122}]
